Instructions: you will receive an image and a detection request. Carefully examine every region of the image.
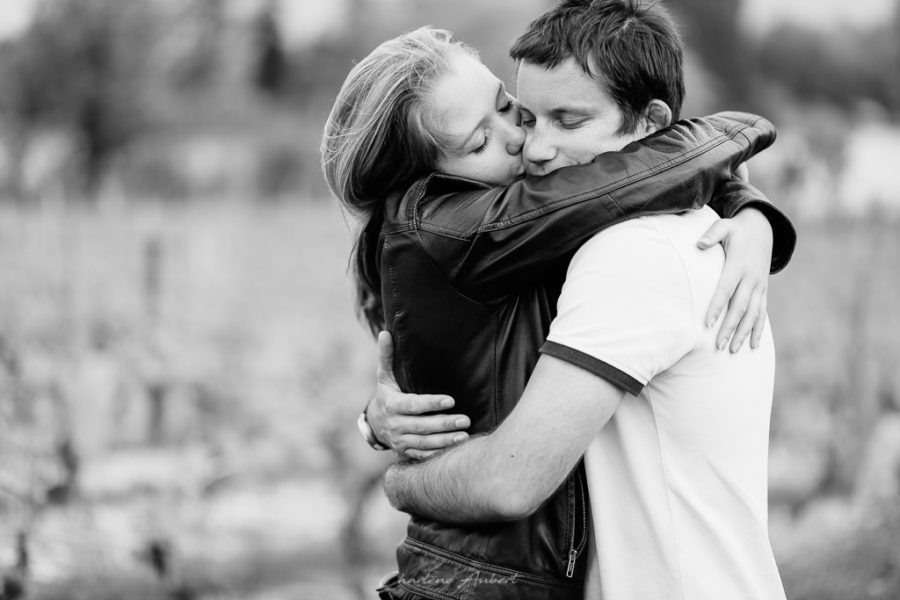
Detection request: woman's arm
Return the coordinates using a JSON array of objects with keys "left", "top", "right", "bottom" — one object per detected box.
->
[
  {"left": 415, "top": 112, "right": 777, "bottom": 301},
  {"left": 708, "top": 178, "right": 796, "bottom": 274},
  {"left": 702, "top": 178, "right": 796, "bottom": 352}
]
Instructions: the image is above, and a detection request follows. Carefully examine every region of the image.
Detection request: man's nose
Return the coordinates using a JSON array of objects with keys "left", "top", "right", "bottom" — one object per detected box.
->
[{"left": 524, "top": 126, "right": 556, "bottom": 166}]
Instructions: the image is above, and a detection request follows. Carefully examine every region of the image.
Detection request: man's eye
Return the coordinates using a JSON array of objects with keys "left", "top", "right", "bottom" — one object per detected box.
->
[
  {"left": 560, "top": 119, "right": 586, "bottom": 130},
  {"left": 499, "top": 101, "right": 513, "bottom": 114},
  {"left": 521, "top": 117, "right": 536, "bottom": 128}
]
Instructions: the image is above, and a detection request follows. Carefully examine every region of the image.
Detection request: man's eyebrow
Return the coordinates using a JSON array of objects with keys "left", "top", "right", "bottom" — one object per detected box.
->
[{"left": 549, "top": 106, "right": 593, "bottom": 117}]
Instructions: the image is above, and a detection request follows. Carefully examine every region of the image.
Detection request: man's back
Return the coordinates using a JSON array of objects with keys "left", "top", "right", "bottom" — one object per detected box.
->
[{"left": 544, "top": 207, "right": 784, "bottom": 599}]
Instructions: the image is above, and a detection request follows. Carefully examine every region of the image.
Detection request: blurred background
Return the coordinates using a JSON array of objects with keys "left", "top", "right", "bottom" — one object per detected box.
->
[{"left": 0, "top": 0, "right": 898, "bottom": 598}]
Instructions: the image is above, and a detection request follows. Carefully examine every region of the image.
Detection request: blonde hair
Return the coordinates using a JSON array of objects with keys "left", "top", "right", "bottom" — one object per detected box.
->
[{"left": 321, "top": 27, "right": 477, "bottom": 335}]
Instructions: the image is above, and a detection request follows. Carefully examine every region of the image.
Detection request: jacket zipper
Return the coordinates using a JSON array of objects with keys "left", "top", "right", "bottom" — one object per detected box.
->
[{"left": 565, "top": 467, "right": 589, "bottom": 578}]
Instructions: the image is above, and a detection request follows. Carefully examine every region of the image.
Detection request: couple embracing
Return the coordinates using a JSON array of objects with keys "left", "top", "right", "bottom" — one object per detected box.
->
[{"left": 322, "top": 1, "right": 795, "bottom": 598}]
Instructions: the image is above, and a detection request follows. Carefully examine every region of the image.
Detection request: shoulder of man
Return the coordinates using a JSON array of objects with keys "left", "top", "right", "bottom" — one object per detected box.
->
[
  {"left": 546, "top": 212, "right": 715, "bottom": 390},
  {"left": 567, "top": 207, "right": 720, "bottom": 275}
]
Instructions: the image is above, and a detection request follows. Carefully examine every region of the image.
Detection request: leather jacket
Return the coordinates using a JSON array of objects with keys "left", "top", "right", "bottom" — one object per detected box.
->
[{"left": 369, "top": 112, "right": 796, "bottom": 600}]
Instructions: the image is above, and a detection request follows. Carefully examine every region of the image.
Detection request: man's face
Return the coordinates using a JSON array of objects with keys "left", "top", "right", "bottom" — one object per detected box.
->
[{"left": 516, "top": 57, "right": 642, "bottom": 177}]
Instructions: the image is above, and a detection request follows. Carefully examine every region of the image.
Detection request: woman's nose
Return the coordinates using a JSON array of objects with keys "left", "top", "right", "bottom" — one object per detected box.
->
[{"left": 504, "top": 111, "right": 526, "bottom": 154}]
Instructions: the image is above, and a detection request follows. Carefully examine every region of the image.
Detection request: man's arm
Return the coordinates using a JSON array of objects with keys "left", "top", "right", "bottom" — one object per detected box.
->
[
  {"left": 384, "top": 218, "right": 695, "bottom": 520},
  {"left": 384, "top": 354, "right": 624, "bottom": 522}
]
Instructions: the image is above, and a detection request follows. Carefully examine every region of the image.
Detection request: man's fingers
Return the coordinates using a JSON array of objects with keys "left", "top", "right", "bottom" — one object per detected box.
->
[
  {"left": 697, "top": 218, "right": 732, "bottom": 250},
  {"left": 729, "top": 287, "right": 763, "bottom": 353},
  {"left": 394, "top": 414, "right": 470, "bottom": 435},
  {"left": 376, "top": 331, "right": 396, "bottom": 383},
  {"left": 716, "top": 280, "right": 754, "bottom": 350},
  {"left": 398, "top": 393, "right": 455, "bottom": 415}
]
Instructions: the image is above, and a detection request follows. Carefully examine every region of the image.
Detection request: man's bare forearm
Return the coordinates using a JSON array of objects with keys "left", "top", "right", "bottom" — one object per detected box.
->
[
  {"left": 384, "top": 356, "right": 623, "bottom": 523},
  {"left": 384, "top": 436, "right": 518, "bottom": 523}
]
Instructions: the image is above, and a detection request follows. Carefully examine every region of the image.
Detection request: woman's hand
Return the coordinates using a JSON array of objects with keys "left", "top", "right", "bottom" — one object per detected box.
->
[
  {"left": 697, "top": 207, "right": 773, "bottom": 353},
  {"left": 365, "top": 332, "right": 470, "bottom": 461}
]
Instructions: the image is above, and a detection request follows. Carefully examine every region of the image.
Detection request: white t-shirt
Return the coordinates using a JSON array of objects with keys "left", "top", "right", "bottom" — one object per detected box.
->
[{"left": 541, "top": 207, "right": 785, "bottom": 600}]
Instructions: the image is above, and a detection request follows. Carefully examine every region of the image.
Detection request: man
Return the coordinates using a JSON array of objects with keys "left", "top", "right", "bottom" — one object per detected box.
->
[
  {"left": 364, "top": 2, "right": 795, "bottom": 599},
  {"left": 376, "top": 1, "right": 788, "bottom": 599}
]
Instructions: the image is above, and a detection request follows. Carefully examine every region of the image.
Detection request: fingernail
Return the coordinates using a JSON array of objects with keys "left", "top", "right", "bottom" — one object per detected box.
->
[
  {"left": 716, "top": 339, "right": 726, "bottom": 350},
  {"left": 452, "top": 434, "right": 467, "bottom": 443},
  {"left": 698, "top": 237, "right": 710, "bottom": 247},
  {"left": 440, "top": 397, "right": 453, "bottom": 409},
  {"left": 731, "top": 342, "right": 742, "bottom": 353},
  {"left": 454, "top": 418, "right": 468, "bottom": 428},
  {"left": 706, "top": 317, "right": 715, "bottom": 328}
]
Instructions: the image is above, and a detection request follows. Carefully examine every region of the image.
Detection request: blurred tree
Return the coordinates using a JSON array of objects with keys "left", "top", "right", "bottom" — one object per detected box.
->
[
  {"left": 0, "top": 0, "right": 158, "bottom": 200},
  {"left": 670, "top": 0, "right": 753, "bottom": 107},
  {"left": 169, "top": 0, "right": 226, "bottom": 92},
  {"left": 0, "top": 41, "right": 42, "bottom": 201},
  {"left": 891, "top": 0, "right": 900, "bottom": 108},
  {"left": 251, "top": 1, "right": 287, "bottom": 96},
  {"left": 752, "top": 19, "right": 900, "bottom": 115}
]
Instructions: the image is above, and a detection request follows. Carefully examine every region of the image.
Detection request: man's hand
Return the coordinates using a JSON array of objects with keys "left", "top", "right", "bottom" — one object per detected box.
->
[
  {"left": 365, "top": 332, "right": 470, "bottom": 461},
  {"left": 697, "top": 208, "right": 772, "bottom": 353}
]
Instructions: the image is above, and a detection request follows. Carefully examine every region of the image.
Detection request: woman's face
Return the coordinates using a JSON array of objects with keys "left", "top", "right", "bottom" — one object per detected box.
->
[{"left": 429, "top": 53, "right": 526, "bottom": 185}]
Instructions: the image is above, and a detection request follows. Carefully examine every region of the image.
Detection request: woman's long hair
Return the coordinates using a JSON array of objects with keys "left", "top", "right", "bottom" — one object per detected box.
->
[{"left": 321, "top": 27, "right": 475, "bottom": 336}]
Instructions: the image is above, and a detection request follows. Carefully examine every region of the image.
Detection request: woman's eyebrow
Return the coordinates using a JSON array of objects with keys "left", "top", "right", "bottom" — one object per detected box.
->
[
  {"left": 494, "top": 82, "right": 506, "bottom": 107},
  {"left": 454, "top": 82, "right": 504, "bottom": 151}
]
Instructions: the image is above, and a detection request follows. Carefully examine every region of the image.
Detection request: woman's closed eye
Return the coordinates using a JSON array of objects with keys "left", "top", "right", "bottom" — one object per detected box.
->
[
  {"left": 471, "top": 131, "right": 490, "bottom": 154},
  {"left": 471, "top": 97, "right": 520, "bottom": 154}
]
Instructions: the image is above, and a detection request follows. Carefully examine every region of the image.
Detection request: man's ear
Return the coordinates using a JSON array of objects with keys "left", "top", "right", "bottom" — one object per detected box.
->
[{"left": 642, "top": 100, "right": 672, "bottom": 134}]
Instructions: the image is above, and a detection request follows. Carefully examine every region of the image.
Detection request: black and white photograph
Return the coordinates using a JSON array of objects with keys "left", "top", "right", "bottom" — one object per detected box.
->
[{"left": 0, "top": 0, "right": 898, "bottom": 599}]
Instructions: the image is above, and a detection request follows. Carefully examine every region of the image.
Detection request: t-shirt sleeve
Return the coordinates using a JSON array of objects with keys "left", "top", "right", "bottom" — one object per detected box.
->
[{"left": 540, "top": 218, "right": 696, "bottom": 396}]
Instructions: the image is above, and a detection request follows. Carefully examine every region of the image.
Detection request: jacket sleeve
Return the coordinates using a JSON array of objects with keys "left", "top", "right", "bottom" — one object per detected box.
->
[
  {"left": 708, "top": 177, "right": 797, "bottom": 274},
  {"left": 415, "top": 112, "right": 777, "bottom": 301}
]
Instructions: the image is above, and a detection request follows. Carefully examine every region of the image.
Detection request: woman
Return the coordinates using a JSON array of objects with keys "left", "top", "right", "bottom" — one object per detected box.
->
[{"left": 322, "top": 26, "right": 792, "bottom": 600}]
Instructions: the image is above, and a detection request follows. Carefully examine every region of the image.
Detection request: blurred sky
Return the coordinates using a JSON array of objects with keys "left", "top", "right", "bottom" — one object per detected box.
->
[{"left": 0, "top": 0, "right": 894, "bottom": 42}]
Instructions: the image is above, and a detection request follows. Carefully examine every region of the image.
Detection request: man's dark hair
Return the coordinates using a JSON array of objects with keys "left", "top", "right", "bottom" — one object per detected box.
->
[{"left": 510, "top": 0, "right": 685, "bottom": 135}]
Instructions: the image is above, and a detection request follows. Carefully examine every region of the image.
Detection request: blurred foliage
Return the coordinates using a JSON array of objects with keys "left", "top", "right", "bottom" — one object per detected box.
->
[
  {"left": 0, "top": 204, "right": 897, "bottom": 599},
  {"left": 671, "top": 0, "right": 753, "bottom": 105},
  {"left": 672, "top": 0, "right": 900, "bottom": 115},
  {"left": 754, "top": 18, "right": 900, "bottom": 114},
  {"left": 0, "top": 0, "right": 897, "bottom": 204},
  {"left": 250, "top": 2, "right": 288, "bottom": 95},
  {"left": 0, "top": 0, "right": 155, "bottom": 196}
]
